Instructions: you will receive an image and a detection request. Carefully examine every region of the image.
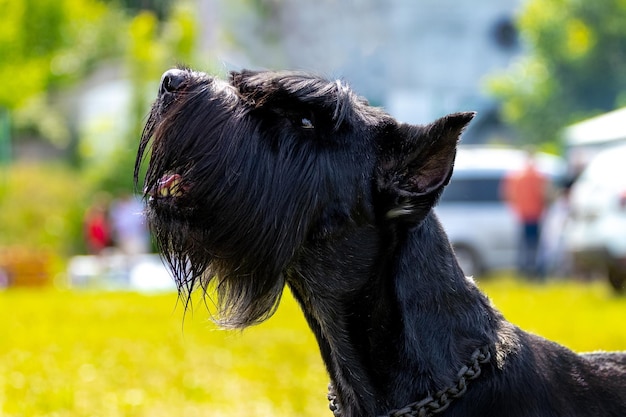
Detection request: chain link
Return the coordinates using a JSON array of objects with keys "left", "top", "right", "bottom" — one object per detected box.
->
[
  {"left": 328, "top": 346, "right": 491, "bottom": 417},
  {"left": 328, "top": 383, "right": 342, "bottom": 417}
]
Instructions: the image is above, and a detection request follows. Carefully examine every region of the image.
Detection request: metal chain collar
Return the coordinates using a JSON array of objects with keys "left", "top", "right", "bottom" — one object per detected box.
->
[{"left": 328, "top": 345, "right": 491, "bottom": 417}]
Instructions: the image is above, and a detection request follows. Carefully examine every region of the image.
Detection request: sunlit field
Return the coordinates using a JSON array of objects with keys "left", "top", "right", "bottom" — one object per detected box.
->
[{"left": 1, "top": 277, "right": 625, "bottom": 417}]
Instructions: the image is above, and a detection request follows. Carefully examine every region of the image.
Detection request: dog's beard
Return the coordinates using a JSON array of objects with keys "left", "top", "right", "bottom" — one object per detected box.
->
[
  {"left": 148, "top": 211, "right": 287, "bottom": 329},
  {"left": 136, "top": 97, "right": 319, "bottom": 329}
]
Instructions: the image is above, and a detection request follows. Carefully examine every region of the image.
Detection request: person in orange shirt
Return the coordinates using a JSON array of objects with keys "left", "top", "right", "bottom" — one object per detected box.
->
[{"left": 502, "top": 151, "right": 548, "bottom": 278}]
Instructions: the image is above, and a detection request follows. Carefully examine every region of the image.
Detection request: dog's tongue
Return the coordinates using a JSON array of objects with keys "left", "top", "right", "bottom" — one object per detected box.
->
[{"left": 150, "top": 173, "right": 184, "bottom": 197}]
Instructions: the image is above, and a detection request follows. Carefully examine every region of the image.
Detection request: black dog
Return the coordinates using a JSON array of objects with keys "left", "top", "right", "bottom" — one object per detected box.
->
[{"left": 135, "top": 68, "right": 626, "bottom": 416}]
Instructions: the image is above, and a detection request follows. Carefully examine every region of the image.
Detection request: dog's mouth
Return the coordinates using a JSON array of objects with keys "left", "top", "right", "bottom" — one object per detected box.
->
[{"left": 146, "top": 173, "right": 188, "bottom": 200}]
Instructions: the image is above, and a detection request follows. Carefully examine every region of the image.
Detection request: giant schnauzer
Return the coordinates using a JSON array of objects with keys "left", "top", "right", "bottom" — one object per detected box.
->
[{"left": 135, "top": 68, "right": 626, "bottom": 416}]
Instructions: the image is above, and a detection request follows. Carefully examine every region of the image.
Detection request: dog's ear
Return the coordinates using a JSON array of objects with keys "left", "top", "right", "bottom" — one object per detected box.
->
[{"left": 376, "top": 112, "right": 475, "bottom": 224}]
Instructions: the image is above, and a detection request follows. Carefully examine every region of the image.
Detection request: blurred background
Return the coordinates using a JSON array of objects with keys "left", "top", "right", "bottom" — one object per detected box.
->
[{"left": 1, "top": 0, "right": 625, "bottom": 416}]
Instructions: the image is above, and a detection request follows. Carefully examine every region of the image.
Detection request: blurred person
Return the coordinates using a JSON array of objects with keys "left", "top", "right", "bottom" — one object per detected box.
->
[
  {"left": 501, "top": 150, "right": 548, "bottom": 279},
  {"left": 109, "top": 193, "right": 150, "bottom": 256},
  {"left": 84, "top": 194, "right": 112, "bottom": 255},
  {"left": 538, "top": 177, "right": 574, "bottom": 278}
]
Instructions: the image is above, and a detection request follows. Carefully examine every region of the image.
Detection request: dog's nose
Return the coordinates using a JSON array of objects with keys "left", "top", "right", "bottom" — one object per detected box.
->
[{"left": 159, "top": 69, "right": 186, "bottom": 94}]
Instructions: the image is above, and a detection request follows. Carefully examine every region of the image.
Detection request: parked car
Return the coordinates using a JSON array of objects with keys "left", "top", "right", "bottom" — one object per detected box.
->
[
  {"left": 435, "top": 146, "right": 564, "bottom": 277},
  {"left": 564, "top": 143, "right": 626, "bottom": 293}
]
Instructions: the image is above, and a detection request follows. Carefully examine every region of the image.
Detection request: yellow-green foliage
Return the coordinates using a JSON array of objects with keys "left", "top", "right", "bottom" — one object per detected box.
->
[
  {"left": 0, "top": 163, "right": 91, "bottom": 254},
  {"left": 1, "top": 279, "right": 625, "bottom": 417},
  {"left": 0, "top": 289, "right": 327, "bottom": 417},
  {"left": 481, "top": 277, "right": 626, "bottom": 352}
]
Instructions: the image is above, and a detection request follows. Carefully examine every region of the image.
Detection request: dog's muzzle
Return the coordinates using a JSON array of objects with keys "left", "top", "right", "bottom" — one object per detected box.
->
[
  {"left": 146, "top": 173, "right": 186, "bottom": 199},
  {"left": 159, "top": 69, "right": 188, "bottom": 95}
]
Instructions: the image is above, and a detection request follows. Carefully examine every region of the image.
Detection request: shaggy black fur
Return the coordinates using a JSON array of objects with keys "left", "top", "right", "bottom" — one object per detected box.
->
[{"left": 135, "top": 67, "right": 626, "bottom": 416}]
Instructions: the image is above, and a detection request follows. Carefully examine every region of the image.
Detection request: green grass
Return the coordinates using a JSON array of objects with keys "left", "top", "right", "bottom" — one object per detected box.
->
[
  {"left": 479, "top": 277, "right": 626, "bottom": 351},
  {"left": 1, "top": 278, "right": 625, "bottom": 417}
]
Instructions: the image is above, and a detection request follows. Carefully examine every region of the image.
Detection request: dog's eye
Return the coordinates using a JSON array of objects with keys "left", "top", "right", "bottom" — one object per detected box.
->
[
  {"left": 274, "top": 107, "right": 316, "bottom": 130},
  {"left": 300, "top": 117, "right": 314, "bottom": 129}
]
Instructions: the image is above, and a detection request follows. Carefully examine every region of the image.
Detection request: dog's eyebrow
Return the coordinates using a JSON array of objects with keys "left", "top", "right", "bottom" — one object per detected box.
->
[
  {"left": 332, "top": 79, "right": 352, "bottom": 129},
  {"left": 247, "top": 76, "right": 351, "bottom": 131}
]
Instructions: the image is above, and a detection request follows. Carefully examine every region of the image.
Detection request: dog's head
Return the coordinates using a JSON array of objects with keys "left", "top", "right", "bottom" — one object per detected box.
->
[{"left": 135, "top": 67, "right": 474, "bottom": 327}]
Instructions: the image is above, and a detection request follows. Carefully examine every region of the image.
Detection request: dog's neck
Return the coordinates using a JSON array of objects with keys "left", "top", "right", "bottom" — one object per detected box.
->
[{"left": 288, "top": 212, "right": 502, "bottom": 417}]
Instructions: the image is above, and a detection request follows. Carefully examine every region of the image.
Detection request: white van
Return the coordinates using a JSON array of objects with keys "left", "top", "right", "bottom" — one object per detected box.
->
[
  {"left": 564, "top": 143, "right": 626, "bottom": 293},
  {"left": 435, "top": 146, "right": 565, "bottom": 277}
]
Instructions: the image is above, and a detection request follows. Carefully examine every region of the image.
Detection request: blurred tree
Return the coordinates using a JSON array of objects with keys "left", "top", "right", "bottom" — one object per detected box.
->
[
  {"left": 0, "top": 0, "right": 127, "bottom": 147},
  {"left": 90, "top": 2, "right": 199, "bottom": 194},
  {"left": 0, "top": 0, "right": 199, "bottom": 256},
  {"left": 0, "top": 0, "right": 198, "bottom": 185},
  {"left": 108, "top": 0, "right": 172, "bottom": 20},
  {"left": 488, "top": 0, "right": 626, "bottom": 145},
  {"left": 0, "top": 163, "right": 91, "bottom": 253},
  {"left": 0, "top": 0, "right": 197, "bottom": 145}
]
